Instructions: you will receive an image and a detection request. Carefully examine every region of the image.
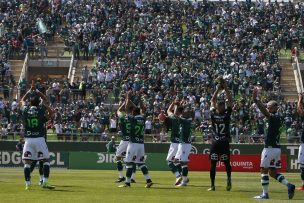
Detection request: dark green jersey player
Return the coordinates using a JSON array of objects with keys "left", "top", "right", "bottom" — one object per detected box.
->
[
  {"left": 253, "top": 88, "right": 295, "bottom": 199},
  {"left": 115, "top": 101, "right": 136, "bottom": 183},
  {"left": 168, "top": 116, "right": 181, "bottom": 143},
  {"left": 21, "top": 80, "right": 55, "bottom": 190},
  {"left": 264, "top": 113, "right": 282, "bottom": 148},
  {"left": 119, "top": 92, "right": 152, "bottom": 188},
  {"left": 129, "top": 115, "right": 145, "bottom": 144},
  {"left": 166, "top": 101, "right": 183, "bottom": 185},
  {"left": 23, "top": 105, "right": 47, "bottom": 138},
  {"left": 179, "top": 117, "right": 192, "bottom": 144},
  {"left": 118, "top": 113, "right": 131, "bottom": 141}
]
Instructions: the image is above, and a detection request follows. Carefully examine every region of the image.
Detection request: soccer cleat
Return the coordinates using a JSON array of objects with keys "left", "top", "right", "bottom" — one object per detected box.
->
[
  {"left": 296, "top": 185, "right": 304, "bottom": 191},
  {"left": 226, "top": 179, "right": 232, "bottom": 191},
  {"left": 42, "top": 182, "right": 56, "bottom": 189},
  {"left": 175, "top": 177, "right": 182, "bottom": 186},
  {"left": 131, "top": 179, "right": 136, "bottom": 183},
  {"left": 287, "top": 183, "right": 295, "bottom": 199},
  {"left": 253, "top": 194, "right": 269, "bottom": 199},
  {"left": 39, "top": 180, "right": 43, "bottom": 186},
  {"left": 25, "top": 185, "right": 31, "bottom": 190},
  {"left": 118, "top": 183, "right": 130, "bottom": 188},
  {"left": 115, "top": 177, "right": 126, "bottom": 183},
  {"left": 207, "top": 186, "right": 215, "bottom": 191},
  {"left": 145, "top": 181, "right": 153, "bottom": 188},
  {"left": 176, "top": 182, "right": 187, "bottom": 187}
]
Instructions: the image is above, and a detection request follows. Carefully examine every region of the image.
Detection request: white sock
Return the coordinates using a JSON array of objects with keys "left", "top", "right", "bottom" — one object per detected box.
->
[
  {"left": 175, "top": 172, "right": 180, "bottom": 178},
  {"left": 182, "top": 176, "right": 187, "bottom": 182},
  {"left": 40, "top": 175, "right": 43, "bottom": 181},
  {"left": 43, "top": 177, "right": 48, "bottom": 183},
  {"left": 118, "top": 171, "right": 124, "bottom": 178},
  {"left": 144, "top": 174, "right": 151, "bottom": 180},
  {"left": 281, "top": 179, "right": 289, "bottom": 186},
  {"left": 126, "top": 177, "right": 131, "bottom": 183},
  {"left": 131, "top": 173, "right": 136, "bottom": 180},
  {"left": 25, "top": 181, "right": 31, "bottom": 186},
  {"left": 262, "top": 184, "right": 269, "bottom": 195}
]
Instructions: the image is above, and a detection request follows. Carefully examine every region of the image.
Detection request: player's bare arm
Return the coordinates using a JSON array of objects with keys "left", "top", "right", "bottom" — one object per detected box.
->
[
  {"left": 20, "top": 80, "right": 36, "bottom": 107},
  {"left": 117, "top": 101, "right": 126, "bottom": 116},
  {"left": 139, "top": 93, "right": 146, "bottom": 114},
  {"left": 253, "top": 88, "right": 270, "bottom": 118},
  {"left": 223, "top": 80, "right": 233, "bottom": 108},
  {"left": 167, "top": 100, "right": 176, "bottom": 117},
  {"left": 211, "top": 84, "right": 221, "bottom": 109}
]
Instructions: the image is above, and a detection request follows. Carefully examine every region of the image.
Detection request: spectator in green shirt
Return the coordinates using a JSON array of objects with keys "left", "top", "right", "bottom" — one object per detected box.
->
[{"left": 106, "top": 136, "right": 116, "bottom": 153}]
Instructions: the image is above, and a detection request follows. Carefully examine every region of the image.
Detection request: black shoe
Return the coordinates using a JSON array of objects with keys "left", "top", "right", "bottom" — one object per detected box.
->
[
  {"left": 207, "top": 186, "right": 215, "bottom": 191},
  {"left": 287, "top": 183, "right": 295, "bottom": 199},
  {"left": 115, "top": 177, "right": 126, "bottom": 183},
  {"left": 226, "top": 179, "right": 232, "bottom": 191},
  {"left": 118, "top": 183, "right": 131, "bottom": 188},
  {"left": 131, "top": 179, "right": 136, "bottom": 183}
]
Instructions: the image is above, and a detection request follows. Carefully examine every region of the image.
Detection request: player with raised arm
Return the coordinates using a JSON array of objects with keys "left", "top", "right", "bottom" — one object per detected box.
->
[
  {"left": 296, "top": 94, "right": 304, "bottom": 191},
  {"left": 253, "top": 88, "right": 295, "bottom": 199},
  {"left": 114, "top": 99, "right": 136, "bottom": 183},
  {"left": 119, "top": 91, "right": 153, "bottom": 188},
  {"left": 175, "top": 101, "right": 194, "bottom": 187},
  {"left": 208, "top": 76, "right": 233, "bottom": 192},
  {"left": 21, "top": 80, "right": 55, "bottom": 190},
  {"left": 166, "top": 99, "right": 183, "bottom": 186}
]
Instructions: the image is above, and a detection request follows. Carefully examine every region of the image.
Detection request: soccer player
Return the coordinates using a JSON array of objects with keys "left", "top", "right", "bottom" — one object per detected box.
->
[
  {"left": 208, "top": 77, "right": 233, "bottom": 191},
  {"left": 115, "top": 100, "right": 136, "bottom": 183},
  {"left": 175, "top": 103, "right": 193, "bottom": 187},
  {"left": 119, "top": 92, "right": 153, "bottom": 188},
  {"left": 296, "top": 94, "right": 304, "bottom": 191},
  {"left": 253, "top": 88, "right": 295, "bottom": 199},
  {"left": 16, "top": 138, "right": 44, "bottom": 185},
  {"left": 166, "top": 100, "right": 183, "bottom": 185},
  {"left": 21, "top": 81, "right": 55, "bottom": 190}
]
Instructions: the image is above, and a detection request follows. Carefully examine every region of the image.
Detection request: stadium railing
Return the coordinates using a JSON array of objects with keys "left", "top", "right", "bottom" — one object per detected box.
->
[{"left": 293, "top": 56, "right": 304, "bottom": 94}]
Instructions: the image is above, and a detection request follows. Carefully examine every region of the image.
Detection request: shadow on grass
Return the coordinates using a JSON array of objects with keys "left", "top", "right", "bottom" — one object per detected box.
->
[
  {"left": 42, "top": 189, "right": 85, "bottom": 192},
  {"left": 56, "top": 185, "right": 82, "bottom": 188}
]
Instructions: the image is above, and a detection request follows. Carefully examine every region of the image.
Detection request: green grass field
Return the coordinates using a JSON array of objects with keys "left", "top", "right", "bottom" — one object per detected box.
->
[{"left": 0, "top": 169, "right": 303, "bottom": 203}]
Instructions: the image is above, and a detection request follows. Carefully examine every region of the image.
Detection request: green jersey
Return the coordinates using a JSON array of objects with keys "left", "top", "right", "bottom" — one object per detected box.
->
[
  {"left": 179, "top": 117, "right": 192, "bottom": 144},
  {"left": 265, "top": 113, "right": 282, "bottom": 148},
  {"left": 168, "top": 116, "right": 180, "bottom": 143},
  {"left": 130, "top": 115, "right": 145, "bottom": 144},
  {"left": 22, "top": 105, "right": 47, "bottom": 138},
  {"left": 118, "top": 114, "right": 131, "bottom": 141}
]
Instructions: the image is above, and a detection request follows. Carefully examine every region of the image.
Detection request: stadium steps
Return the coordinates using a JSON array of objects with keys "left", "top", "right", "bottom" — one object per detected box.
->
[
  {"left": 279, "top": 61, "right": 298, "bottom": 102},
  {"left": 9, "top": 60, "right": 24, "bottom": 84},
  {"left": 74, "top": 59, "right": 95, "bottom": 82}
]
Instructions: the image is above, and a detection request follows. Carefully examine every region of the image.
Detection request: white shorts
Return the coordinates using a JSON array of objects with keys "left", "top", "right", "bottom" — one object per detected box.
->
[
  {"left": 298, "top": 144, "right": 304, "bottom": 165},
  {"left": 125, "top": 143, "right": 145, "bottom": 164},
  {"left": 115, "top": 140, "right": 129, "bottom": 157},
  {"left": 175, "top": 143, "right": 191, "bottom": 162},
  {"left": 260, "top": 148, "right": 281, "bottom": 168},
  {"left": 166, "top": 143, "right": 179, "bottom": 162},
  {"left": 22, "top": 137, "right": 49, "bottom": 161}
]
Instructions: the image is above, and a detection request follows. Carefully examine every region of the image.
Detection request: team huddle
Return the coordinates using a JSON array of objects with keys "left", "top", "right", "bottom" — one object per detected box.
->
[{"left": 19, "top": 78, "right": 304, "bottom": 200}]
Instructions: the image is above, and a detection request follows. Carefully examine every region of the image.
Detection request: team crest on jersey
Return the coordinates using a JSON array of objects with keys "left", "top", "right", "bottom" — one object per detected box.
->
[
  {"left": 38, "top": 151, "right": 43, "bottom": 158},
  {"left": 24, "top": 151, "right": 32, "bottom": 158}
]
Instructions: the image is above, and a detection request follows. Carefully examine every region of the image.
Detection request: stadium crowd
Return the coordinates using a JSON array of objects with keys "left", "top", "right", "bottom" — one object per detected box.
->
[{"left": 0, "top": 0, "right": 304, "bottom": 143}]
